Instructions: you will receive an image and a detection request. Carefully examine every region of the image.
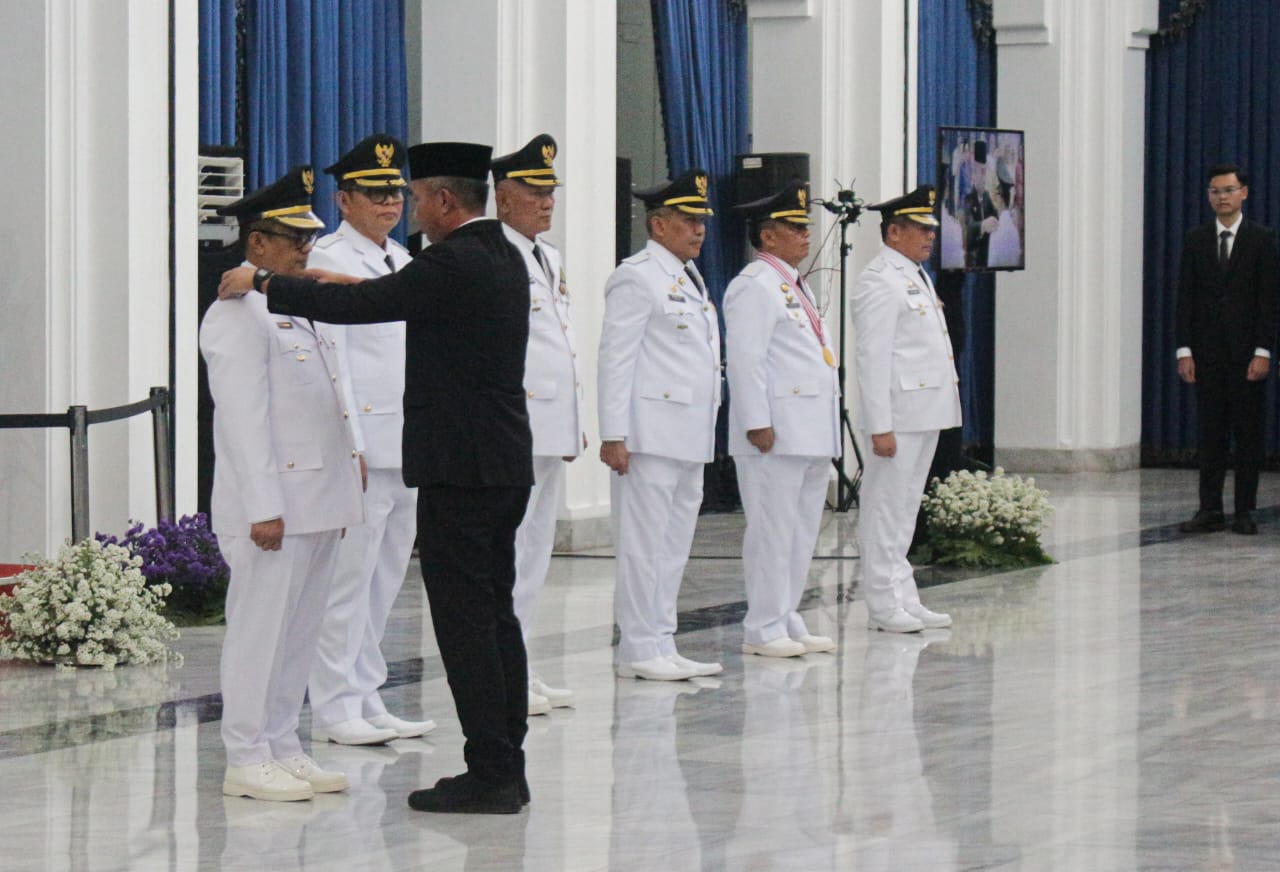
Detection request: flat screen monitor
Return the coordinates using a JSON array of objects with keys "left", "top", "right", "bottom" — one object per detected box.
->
[{"left": 937, "top": 126, "right": 1025, "bottom": 272}]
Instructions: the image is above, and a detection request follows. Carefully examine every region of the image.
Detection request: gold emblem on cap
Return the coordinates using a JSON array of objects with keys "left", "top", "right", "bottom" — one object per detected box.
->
[
  {"left": 375, "top": 142, "right": 395, "bottom": 168},
  {"left": 695, "top": 174, "right": 709, "bottom": 198},
  {"left": 797, "top": 189, "right": 807, "bottom": 210},
  {"left": 928, "top": 189, "right": 936, "bottom": 206},
  {"left": 301, "top": 168, "right": 315, "bottom": 194},
  {"left": 541, "top": 142, "right": 556, "bottom": 166}
]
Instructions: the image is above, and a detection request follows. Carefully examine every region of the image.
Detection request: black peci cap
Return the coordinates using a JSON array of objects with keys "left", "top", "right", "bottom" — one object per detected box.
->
[{"left": 407, "top": 141, "right": 493, "bottom": 182}]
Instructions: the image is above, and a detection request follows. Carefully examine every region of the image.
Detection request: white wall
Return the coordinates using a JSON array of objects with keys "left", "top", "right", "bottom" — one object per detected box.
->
[
  {"left": 992, "top": 0, "right": 1157, "bottom": 471},
  {"left": 0, "top": 0, "right": 181, "bottom": 560}
]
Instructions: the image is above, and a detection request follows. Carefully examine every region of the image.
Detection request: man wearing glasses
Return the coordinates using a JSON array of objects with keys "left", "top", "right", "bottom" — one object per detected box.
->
[
  {"left": 305, "top": 135, "right": 437, "bottom": 747},
  {"left": 1176, "top": 164, "right": 1280, "bottom": 536},
  {"left": 202, "top": 166, "right": 364, "bottom": 801}
]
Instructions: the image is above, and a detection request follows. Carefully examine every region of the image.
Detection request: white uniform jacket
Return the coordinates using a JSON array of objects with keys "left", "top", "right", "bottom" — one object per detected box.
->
[
  {"left": 306, "top": 220, "right": 413, "bottom": 470},
  {"left": 598, "top": 240, "right": 721, "bottom": 464},
  {"left": 502, "top": 223, "right": 583, "bottom": 458},
  {"left": 850, "top": 245, "right": 962, "bottom": 435},
  {"left": 200, "top": 286, "right": 364, "bottom": 537},
  {"left": 724, "top": 259, "right": 840, "bottom": 458}
]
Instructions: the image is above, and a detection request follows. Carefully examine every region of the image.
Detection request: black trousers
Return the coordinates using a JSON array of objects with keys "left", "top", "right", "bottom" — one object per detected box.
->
[
  {"left": 417, "top": 484, "right": 531, "bottom": 784},
  {"left": 1196, "top": 356, "right": 1265, "bottom": 515}
]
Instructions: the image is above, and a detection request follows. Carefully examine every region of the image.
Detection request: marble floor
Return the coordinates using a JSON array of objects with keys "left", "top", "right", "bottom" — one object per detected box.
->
[{"left": 2, "top": 469, "right": 1279, "bottom": 871}]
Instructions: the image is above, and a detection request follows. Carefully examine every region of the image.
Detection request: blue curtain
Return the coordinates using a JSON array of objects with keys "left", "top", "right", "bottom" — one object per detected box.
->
[
  {"left": 1143, "top": 0, "right": 1280, "bottom": 462},
  {"left": 199, "top": 0, "right": 240, "bottom": 147},
  {"left": 649, "top": 0, "right": 750, "bottom": 308},
  {"left": 245, "top": 0, "right": 409, "bottom": 232},
  {"left": 916, "top": 0, "right": 997, "bottom": 450}
]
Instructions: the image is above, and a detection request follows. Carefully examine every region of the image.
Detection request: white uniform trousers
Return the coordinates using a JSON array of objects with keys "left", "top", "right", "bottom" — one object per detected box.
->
[
  {"left": 611, "top": 452, "right": 704, "bottom": 663},
  {"left": 220, "top": 529, "right": 341, "bottom": 767},
  {"left": 513, "top": 454, "right": 566, "bottom": 642},
  {"left": 736, "top": 452, "right": 829, "bottom": 645},
  {"left": 857, "top": 429, "right": 939, "bottom": 616},
  {"left": 308, "top": 468, "right": 418, "bottom": 727}
]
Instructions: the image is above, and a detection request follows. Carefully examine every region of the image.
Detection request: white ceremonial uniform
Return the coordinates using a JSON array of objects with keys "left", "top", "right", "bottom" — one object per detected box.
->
[
  {"left": 304, "top": 220, "right": 418, "bottom": 729},
  {"left": 200, "top": 282, "right": 364, "bottom": 768},
  {"left": 503, "top": 224, "right": 583, "bottom": 640},
  {"left": 850, "top": 245, "right": 962, "bottom": 618},
  {"left": 599, "top": 240, "right": 721, "bottom": 664},
  {"left": 724, "top": 257, "right": 840, "bottom": 646}
]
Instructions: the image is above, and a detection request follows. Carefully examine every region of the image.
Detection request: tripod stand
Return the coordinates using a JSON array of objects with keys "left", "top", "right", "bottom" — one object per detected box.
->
[{"left": 817, "top": 191, "right": 865, "bottom": 511}]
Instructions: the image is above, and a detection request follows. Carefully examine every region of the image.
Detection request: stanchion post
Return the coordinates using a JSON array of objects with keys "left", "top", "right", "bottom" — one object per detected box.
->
[
  {"left": 69, "top": 405, "right": 90, "bottom": 541},
  {"left": 151, "top": 386, "right": 175, "bottom": 522}
]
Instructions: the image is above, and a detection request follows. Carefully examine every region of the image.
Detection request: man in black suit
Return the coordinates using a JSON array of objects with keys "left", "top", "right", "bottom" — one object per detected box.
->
[
  {"left": 1176, "top": 163, "right": 1280, "bottom": 535},
  {"left": 219, "top": 141, "right": 534, "bottom": 813}
]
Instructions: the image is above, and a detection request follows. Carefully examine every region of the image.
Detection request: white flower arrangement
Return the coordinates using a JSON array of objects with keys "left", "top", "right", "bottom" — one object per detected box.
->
[
  {"left": 916, "top": 467, "right": 1053, "bottom": 568},
  {"left": 0, "top": 538, "right": 180, "bottom": 670}
]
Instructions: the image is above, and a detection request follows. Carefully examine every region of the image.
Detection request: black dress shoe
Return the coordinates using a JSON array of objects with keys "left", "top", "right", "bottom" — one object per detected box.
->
[
  {"left": 1231, "top": 515, "right": 1258, "bottom": 535},
  {"left": 518, "top": 773, "right": 530, "bottom": 806},
  {"left": 407, "top": 772, "right": 522, "bottom": 814},
  {"left": 1179, "top": 509, "right": 1226, "bottom": 533}
]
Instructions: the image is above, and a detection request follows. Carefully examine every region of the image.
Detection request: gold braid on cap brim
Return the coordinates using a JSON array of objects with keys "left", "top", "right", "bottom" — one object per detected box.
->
[
  {"left": 663, "top": 195, "right": 714, "bottom": 215},
  {"left": 768, "top": 208, "right": 812, "bottom": 223},
  {"left": 505, "top": 168, "right": 562, "bottom": 186},
  {"left": 342, "top": 168, "right": 406, "bottom": 187}
]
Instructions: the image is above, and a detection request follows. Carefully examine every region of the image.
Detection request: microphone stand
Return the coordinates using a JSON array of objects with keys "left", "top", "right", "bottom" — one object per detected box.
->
[{"left": 816, "top": 191, "right": 864, "bottom": 512}]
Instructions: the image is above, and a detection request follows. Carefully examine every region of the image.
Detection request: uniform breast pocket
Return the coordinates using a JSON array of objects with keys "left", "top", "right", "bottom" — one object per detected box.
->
[
  {"left": 663, "top": 300, "right": 693, "bottom": 342},
  {"left": 525, "top": 380, "right": 559, "bottom": 402},
  {"left": 905, "top": 296, "right": 930, "bottom": 317},
  {"left": 276, "top": 333, "right": 319, "bottom": 384}
]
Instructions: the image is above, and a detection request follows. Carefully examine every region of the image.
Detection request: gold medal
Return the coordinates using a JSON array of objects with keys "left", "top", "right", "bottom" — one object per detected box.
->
[{"left": 823, "top": 347, "right": 835, "bottom": 367}]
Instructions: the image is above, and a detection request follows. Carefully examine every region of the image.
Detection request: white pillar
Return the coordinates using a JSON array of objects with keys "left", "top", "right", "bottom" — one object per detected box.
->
[
  {"left": 992, "top": 0, "right": 1158, "bottom": 471},
  {"left": 0, "top": 0, "right": 182, "bottom": 558}
]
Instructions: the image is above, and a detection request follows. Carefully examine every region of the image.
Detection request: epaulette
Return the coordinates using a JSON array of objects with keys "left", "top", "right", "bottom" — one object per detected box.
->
[
  {"left": 865, "top": 256, "right": 886, "bottom": 273},
  {"left": 740, "top": 261, "right": 766, "bottom": 279},
  {"left": 313, "top": 233, "right": 344, "bottom": 251},
  {"left": 622, "top": 250, "right": 650, "bottom": 265}
]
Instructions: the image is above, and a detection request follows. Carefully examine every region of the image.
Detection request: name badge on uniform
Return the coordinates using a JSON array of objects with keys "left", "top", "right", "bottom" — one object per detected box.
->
[
  {"left": 785, "top": 300, "right": 801, "bottom": 309},
  {"left": 907, "top": 285, "right": 922, "bottom": 295},
  {"left": 668, "top": 293, "right": 688, "bottom": 303},
  {"left": 277, "top": 321, "right": 293, "bottom": 329}
]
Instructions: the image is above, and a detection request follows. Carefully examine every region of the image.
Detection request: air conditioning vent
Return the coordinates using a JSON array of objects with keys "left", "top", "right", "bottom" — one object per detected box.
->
[{"left": 198, "top": 152, "right": 245, "bottom": 246}]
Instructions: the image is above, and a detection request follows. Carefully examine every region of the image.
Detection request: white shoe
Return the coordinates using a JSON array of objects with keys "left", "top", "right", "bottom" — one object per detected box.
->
[
  {"left": 312, "top": 718, "right": 398, "bottom": 746},
  {"left": 616, "top": 656, "right": 698, "bottom": 681},
  {"left": 742, "top": 637, "right": 806, "bottom": 658},
  {"left": 223, "top": 761, "right": 315, "bottom": 802},
  {"left": 867, "top": 608, "right": 925, "bottom": 634},
  {"left": 367, "top": 713, "right": 437, "bottom": 738},
  {"left": 530, "top": 675, "right": 575, "bottom": 708},
  {"left": 275, "top": 754, "right": 348, "bottom": 793},
  {"left": 528, "top": 690, "right": 552, "bottom": 715},
  {"left": 904, "top": 603, "right": 952, "bottom": 629},
  {"left": 795, "top": 633, "right": 836, "bottom": 653},
  {"left": 669, "top": 653, "right": 724, "bottom": 676}
]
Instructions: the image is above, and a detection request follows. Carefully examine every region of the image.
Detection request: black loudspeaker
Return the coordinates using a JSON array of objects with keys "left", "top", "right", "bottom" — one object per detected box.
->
[
  {"left": 732, "top": 152, "right": 811, "bottom": 205},
  {"left": 616, "top": 157, "right": 632, "bottom": 264}
]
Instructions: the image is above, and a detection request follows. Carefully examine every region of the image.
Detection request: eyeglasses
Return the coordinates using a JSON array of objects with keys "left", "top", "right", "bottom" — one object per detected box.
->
[
  {"left": 349, "top": 186, "right": 406, "bottom": 205},
  {"left": 1208, "top": 186, "right": 1243, "bottom": 197},
  {"left": 254, "top": 228, "right": 319, "bottom": 251}
]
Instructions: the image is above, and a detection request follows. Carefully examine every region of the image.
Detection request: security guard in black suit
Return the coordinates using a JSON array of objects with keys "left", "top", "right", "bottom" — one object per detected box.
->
[
  {"left": 1176, "top": 163, "right": 1280, "bottom": 535},
  {"left": 219, "top": 141, "right": 534, "bottom": 814}
]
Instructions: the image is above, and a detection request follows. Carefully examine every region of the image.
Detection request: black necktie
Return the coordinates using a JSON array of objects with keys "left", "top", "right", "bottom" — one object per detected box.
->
[
  {"left": 1219, "top": 230, "right": 1232, "bottom": 267},
  {"left": 384, "top": 253, "right": 396, "bottom": 274},
  {"left": 532, "top": 244, "right": 554, "bottom": 285},
  {"left": 684, "top": 265, "right": 706, "bottom": 299}
]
